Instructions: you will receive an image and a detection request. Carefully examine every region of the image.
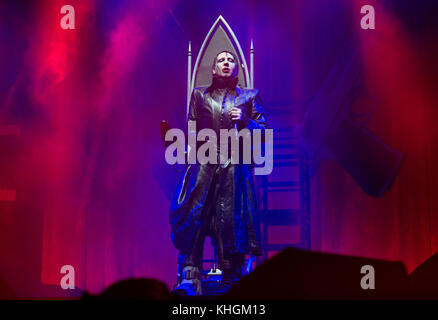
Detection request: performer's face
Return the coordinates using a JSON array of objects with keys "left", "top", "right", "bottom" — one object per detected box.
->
[{"left": 213, "top": 52, "right": 236, "bottom": 77}]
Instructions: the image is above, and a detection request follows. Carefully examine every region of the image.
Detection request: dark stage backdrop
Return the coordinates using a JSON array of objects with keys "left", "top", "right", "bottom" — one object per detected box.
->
[{"left": 0, "top": 0, "right": 437, "bottom": 296}]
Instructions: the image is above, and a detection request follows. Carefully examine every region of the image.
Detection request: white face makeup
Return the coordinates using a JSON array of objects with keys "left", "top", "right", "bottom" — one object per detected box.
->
[{"left": 213, "top": 52, "right": 236, "bottom": 77}]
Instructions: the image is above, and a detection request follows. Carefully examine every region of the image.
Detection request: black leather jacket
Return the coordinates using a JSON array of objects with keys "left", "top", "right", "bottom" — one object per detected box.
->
[{"left": 169, "top": 76, "right": 268, "bottom": 257}]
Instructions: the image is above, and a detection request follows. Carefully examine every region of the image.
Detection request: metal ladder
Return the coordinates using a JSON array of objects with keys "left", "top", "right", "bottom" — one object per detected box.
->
[{"left": 256, "top": 107, "right": 311, "bottom": 263}]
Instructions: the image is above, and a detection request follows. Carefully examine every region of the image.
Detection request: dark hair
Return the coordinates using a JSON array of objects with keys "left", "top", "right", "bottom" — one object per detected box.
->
[{"left": 212, "top": 50, "right": 239, "bottom": 77}]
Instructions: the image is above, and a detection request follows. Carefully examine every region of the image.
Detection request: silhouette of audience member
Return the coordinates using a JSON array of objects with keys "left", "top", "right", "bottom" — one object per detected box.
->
[{"left": 81, "top": 278, "right": 174, "bottom": 300}]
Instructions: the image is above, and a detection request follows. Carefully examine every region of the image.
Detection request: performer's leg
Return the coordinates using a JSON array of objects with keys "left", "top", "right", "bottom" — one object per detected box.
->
[
  {"left": 174, "top": 167, "right": 220, "bottom": 296},
  {"left": 175, "top": 219, "right": 208, "bottom": 296},
  {"left": 215, "top": 250, "right": 245, "bottom": 295},
  {"left": 222, "top": 252, "right": 245, "bottom": 278},
  {"left": 216, "top": 240, "right": 245, "bottom": 278},
  {"left": 175, "top": 231, "right": 205, "bottom": 296},
  {"left": 178, "top": 222, "right": 207, "bottom": 269},
  {"left": 212, "top": 207, "right": 245, "bottom": 294},
  {"left": 180, "top": 168, "right": 219, "bottom": 268}
]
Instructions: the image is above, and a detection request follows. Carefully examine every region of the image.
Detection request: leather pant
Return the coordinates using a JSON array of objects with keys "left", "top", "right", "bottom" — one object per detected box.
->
[{"left": 177, "top": 164, "right": 245, "bottom": 274}]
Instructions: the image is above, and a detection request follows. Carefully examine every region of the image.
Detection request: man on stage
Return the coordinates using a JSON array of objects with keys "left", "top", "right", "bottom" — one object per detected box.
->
[{"left": 170, "top": 50, "right": 268, "bottom": 296}]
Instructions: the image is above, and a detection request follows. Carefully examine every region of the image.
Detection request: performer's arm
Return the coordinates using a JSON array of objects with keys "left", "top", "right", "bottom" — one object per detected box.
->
[
  {"left": 186, "top": 89, "right": 199, "bottom": 157},
  {"left": 237, "top": 89, "right": 268, "bottom": 131},
  {"left": 187, "top": 89, "right": 198, "bottom": 122}
]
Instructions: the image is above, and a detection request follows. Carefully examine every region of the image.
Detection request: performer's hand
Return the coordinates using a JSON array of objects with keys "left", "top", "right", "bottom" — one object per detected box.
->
[{"left": 229, "top": 107, "right": 242, "bottom": 121}]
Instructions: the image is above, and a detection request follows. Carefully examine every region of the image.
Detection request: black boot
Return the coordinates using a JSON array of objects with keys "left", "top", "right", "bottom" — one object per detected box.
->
[
  {"left": 215, "top": 254, "right": 245, "bottom": 296},
  {"left": 172, "top": 265, "right": 203, "bottom": 297},
  {"left": 215, "top": 269, "right": 242, "bottom": 295}
]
